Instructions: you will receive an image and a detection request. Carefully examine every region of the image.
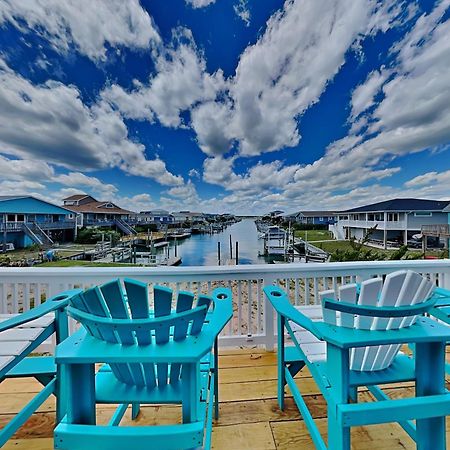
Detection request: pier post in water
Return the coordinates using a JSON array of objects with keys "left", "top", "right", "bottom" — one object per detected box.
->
[
  {"left": 235, "top": 241, "right": 239, "bottom": 265},
  {"left": 217, "top": 242, "right": 221, "bottom": 265}
]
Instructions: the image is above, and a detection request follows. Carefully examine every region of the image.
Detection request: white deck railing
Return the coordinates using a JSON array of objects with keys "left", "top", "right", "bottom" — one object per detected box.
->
[{"left": 1, "top": 260, "right": 449, "bottom": 349}]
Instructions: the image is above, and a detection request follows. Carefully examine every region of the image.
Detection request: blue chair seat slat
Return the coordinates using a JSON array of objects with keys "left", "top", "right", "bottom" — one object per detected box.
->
[
  {"left": 82, "top": 287, "right": 134, "bottom": 384},
  {"left": 81, "top": 288, "right": 115, "bottom": 343},
  {"left": 174, "top": 292, "right": 194, "bottom": 341},
  {"left": 100, "top": 280, "right": 134, "bottom": 345},
  {"left": 69, "top": 293, "right": 102, "bottom": 340},
  {"left": 122, "top": 279, "right": 153, "bottom": 387},
  {"left": 124, "top": 279, "right": 151, "bottom": 345},
  {"left": 154, "top": 286, "right": 173, "bottom": 387},
  {"left": 170, "top": 292, "right": 195, "bottom": 384},
  {"left": 190, "top": 295, "right": 211, "bottom": 336}
]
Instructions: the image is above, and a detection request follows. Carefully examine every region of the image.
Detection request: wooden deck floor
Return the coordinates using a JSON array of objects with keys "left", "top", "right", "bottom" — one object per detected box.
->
[{"left": 1, "top": 348, "right": 449, "bottom": 449}]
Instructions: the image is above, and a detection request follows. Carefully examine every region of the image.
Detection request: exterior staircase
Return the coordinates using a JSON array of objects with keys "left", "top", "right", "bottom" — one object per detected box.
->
[
  {"left": 114, "top": 218, "right": 137, "bottom": 235},
  {"left": 22, "top": 223, "right": 54, "bottom": 247}
]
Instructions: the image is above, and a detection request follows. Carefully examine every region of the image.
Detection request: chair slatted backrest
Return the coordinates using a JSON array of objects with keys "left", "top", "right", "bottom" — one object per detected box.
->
[
  {"left": 321, "top": 270, "right": 434, "bottom": 372},
  {"left": 69, "top": 279, "right": 212, "bottom": 387}
]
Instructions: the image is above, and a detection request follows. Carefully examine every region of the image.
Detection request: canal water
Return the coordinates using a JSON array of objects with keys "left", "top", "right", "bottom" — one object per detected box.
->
[{"left": 160, "top": 219, "right": 268, "bottom": 266}]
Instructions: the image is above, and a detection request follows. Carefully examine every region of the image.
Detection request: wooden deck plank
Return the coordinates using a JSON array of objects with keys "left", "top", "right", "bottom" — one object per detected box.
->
[
  {"left": 212, "top": 422, "right": 276, "bottom": 450},
  {"left": 0, "top": 348, "right": 448, "bottom": 449}
]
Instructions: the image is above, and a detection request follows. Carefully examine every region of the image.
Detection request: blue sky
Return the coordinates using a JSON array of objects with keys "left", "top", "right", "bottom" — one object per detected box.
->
[{"left": 0, "top": 0, "right": 449, "bottom": 214}]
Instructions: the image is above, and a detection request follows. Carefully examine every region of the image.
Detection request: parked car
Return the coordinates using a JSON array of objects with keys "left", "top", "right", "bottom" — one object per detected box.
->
[{"left": 407, "top": 239, "right": 421, "bottom": 249}]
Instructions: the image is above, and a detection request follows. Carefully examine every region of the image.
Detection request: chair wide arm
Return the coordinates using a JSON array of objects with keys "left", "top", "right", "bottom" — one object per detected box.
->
[
  {"left": 0, "top": 289, "right": 82, "bottom": 333},
  {"left": 263, "top": 285, "right": 322, "bottom": 339},
  {"left": 208, "top": 288, "right": 233, "bottom": 338}
]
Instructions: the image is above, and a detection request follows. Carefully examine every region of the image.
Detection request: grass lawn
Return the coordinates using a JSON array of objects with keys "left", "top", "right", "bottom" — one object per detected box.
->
[{"left": 294, "top": 230, "right": 333, "bottom": 241}]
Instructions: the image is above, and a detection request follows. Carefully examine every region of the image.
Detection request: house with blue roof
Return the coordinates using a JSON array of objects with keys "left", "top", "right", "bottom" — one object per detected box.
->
[
  {"left": 0, "top": 196, "right": 75, "bottom": 250},
  {"left": 291, "top": 210, "right": 337, "bottom": 226},
  {"left": 333, "top": 198, "right": 450, "bottom": 249}
]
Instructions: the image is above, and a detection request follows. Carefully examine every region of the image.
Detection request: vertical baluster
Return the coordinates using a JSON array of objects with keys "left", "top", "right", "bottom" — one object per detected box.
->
[
  {"left": 257, "top": 279, "right": 262, "bottom": 334},
  {"left": 247, "top": 280, "right": 252, "bottom": 336},
  {"left": 313, "top": 278, "right": 319, "bottom": 304},
  {"left": 305, "top": 278, "right": 310, "bottom": 305},
  {"left": 207, "top": 281, "right": 212, "bottom": 295},
  {"left": 332, "top": 277, "right": 338, "bottom": 297},
  {"left": 237, "top": 281, "right": 242, "bottom": 335},
  {"left": 227, "top": 280, "right": 232, "bottom": 335},
  {"left": 35, "top": 283, "right": 42, "bottom": 307},
  {"left": 24, "top": 282, "right": 30, "bottom": 312},
  {"left": 294, "top": 278, "right": 299, "bottom": 306},
  {"left": 0, "top": 282, "right": 7, "bottom": 314},
  {"left": 322, "top": 277, "right": 327, "bottom": 291},
  {"left": 12, "top": 283, "right": 19, "bottom": 313}
]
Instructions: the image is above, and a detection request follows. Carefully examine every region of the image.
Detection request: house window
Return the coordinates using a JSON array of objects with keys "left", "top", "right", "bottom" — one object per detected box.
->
[
  {"left": 105, "top": 203, "right": 113, "bottom": 208},
  {"left": 387, "top": 213, "right": 399, "bottom": 221},
  {"left": 414, "top": 212, "right": 432, "bottom": 217}
]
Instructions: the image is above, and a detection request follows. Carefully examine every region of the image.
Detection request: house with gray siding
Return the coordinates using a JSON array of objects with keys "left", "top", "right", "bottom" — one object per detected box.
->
[{"left": 334, "top": 198, "right": 450, "bottom": 248}]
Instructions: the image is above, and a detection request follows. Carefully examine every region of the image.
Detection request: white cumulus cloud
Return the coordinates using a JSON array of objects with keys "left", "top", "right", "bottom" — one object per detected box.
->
[{"left": 0, "top": 0, "right": 160, "bottom": 61}]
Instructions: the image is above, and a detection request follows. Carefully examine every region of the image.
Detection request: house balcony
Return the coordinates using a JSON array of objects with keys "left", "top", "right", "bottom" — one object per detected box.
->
[
  {"left": 0, "top": 220, "right": 75, "bottom": 232},
  {"left": 1, "top": 260, "right": 449, "bottom": 448},
  {"left": 339, "top": 219, "right": 407, "bottom": 230}
]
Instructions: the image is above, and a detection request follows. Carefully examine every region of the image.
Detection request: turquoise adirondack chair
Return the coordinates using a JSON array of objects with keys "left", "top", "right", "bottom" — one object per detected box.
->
[
  {"left": 54, "top": 278, "right": 232, "bottom": 450},
  {"left": 0, "top": 289, "right": 80, "bottom": 446},
  {"left": 264, "top": 270, "right": 450, "bottom": 450}
]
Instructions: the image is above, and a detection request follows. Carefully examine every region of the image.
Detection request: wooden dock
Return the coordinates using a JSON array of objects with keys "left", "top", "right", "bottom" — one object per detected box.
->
[{"left": 1, "top": 347, "right": 448, "bottom": 449}]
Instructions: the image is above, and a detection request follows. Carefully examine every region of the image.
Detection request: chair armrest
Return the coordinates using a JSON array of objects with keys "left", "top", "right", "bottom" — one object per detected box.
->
[
  {"left": 315, "top": 316, "right": 450, "bottom": 349},
  {"left": 431, "top": 287, "right": 450, "bottom": 307},
  {"left": 207, "top": 288, "right": 233, "bottom": 338},
  {"left": 263, "top": 285, "right": 322, "bottom": 339},
  {"left": 0, "top": 289, "right": 81, "bottom": 333}
]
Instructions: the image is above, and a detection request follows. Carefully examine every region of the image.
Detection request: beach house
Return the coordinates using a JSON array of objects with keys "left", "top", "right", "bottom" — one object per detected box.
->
[
  {"left": 333, "top": 198, "right": 450, "bottom": 248},
  {"left": 0, "top": 196, "right": 75, "bottom": 249},
  {"left": 62, "top": 195, "right": 135, "bottom": 234}
]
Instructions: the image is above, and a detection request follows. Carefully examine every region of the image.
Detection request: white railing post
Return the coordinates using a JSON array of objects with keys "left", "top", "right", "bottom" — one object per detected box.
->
[
  {"left": 441, "top": 270, "right": 450, "bottom": 290},
  {"left": 262, "top": 275, "right": 277, "bottom": 351}
]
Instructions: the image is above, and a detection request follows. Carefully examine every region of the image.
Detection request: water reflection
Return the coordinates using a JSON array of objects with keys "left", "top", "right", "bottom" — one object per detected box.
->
[{"left": 159, "top": 219, "right": 268, "bottom": 266}]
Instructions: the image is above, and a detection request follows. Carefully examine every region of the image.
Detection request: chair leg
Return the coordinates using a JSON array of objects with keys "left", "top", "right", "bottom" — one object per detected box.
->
[
  {"left": 348, "top": 387, "right": 357, "bottom": 403},
  {"left": 328, "top": 406, "right": 350, "bottom": 450},
  {"left": 131, "top": 403, "right": 140, "bottom": 420},
  {"left": 214, "top": 339, "right": 219, "bottom": 420},
  {"left": 56, "top": 364, "right": 68, "bottom": 423},
  {"left": 327, "top": 344, "right": 350, "bottom": 450},
  {"left": 415, "top": 342, "right": 446, "bottom": 450},
  {"left": 277, "top": 315, "right": 286, "bottom": 410}
]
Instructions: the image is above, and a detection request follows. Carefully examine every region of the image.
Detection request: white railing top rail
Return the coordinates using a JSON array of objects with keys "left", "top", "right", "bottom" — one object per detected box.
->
[{"left": 1, "top": 259, "right": 449, "bottom": 282}]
